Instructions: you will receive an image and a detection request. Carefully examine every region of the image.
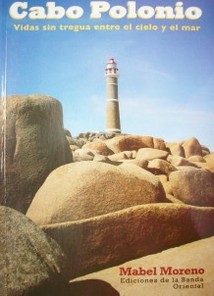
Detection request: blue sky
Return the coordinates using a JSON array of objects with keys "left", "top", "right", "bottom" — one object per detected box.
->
[{"left": 1, "top": 0, "right": 214, "bottom": 150}]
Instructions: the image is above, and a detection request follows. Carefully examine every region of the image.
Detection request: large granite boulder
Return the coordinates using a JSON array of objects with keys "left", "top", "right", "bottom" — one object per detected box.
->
[
  {"left": 108, "top": 151, "right": 134, "bottom": 161},
  {"left": 26, "top": 162, "right": 167, "bottom": 225},
  {"left": 204, "top": 153, "right": 214, "bottom": 173},
  {"left": 168, "top": 155, "right": 198, "bottom": 168},
  {"left": 182, "top": 137, "right": 203, "bottom": 158},
  {"left": 136, "top": 148, "right": 169, "bottom": 162},
  {"left": 166, "top": 142, "right": 185, "bottom": 157},
  {"left": 42, "top": 203, "right": 214, "bottom": 278},
  {"left": 147, "top": 159, "right": 177, "bottom": 175},
  {"left": 0, "top": 206, "right": 69, "bottom": 296},
  {"left": 0, "top": 95, "right": 72, "bottom": 213},
  {"left": 188, "top": 155, "right": 206, "bottom": 163},
  {"left": 169, "top": 168, "right": 214, "bottom": 206},
  {"left": 71, "top": 236, "right": 214, "bottom": 296},
  {"left": 105, "top": 135, "right": 166, "bottom": 154}
]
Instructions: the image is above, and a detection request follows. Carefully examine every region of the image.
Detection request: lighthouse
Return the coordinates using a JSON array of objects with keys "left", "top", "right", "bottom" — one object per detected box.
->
[{"left": 105, "top": 58, "right": 121, "bottom": 133}]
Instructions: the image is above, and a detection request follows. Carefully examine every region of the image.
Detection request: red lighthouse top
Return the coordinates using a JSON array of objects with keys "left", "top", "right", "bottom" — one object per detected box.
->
[
  {"left": 105, "top": 58, "right": 119, "bottom": 76},
  {"left": 109, "top": 58, "right": 116, "bottom": 64}
]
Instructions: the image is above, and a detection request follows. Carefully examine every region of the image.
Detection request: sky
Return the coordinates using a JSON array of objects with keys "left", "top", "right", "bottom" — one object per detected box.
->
[{"left": 1, "top": 0, "right": 214, "bottom": 150}]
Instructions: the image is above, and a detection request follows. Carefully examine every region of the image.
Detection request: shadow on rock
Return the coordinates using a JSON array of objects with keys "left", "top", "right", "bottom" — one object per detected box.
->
[
  {"left": 0, "top": 206, "right": 70, "bottom": 296},
  {"left": 69, "top": 279, "right": 120, "bottom": 296}
]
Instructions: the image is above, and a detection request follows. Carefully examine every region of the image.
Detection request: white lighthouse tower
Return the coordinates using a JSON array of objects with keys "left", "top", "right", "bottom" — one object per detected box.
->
[{"left": 105, "top": 58, "right": 121, "bottom": 133}]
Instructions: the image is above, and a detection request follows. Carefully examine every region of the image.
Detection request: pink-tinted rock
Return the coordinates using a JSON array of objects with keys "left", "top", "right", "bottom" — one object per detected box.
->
[
  {"left": 105, "top": 135, "right": 166, "bottom": 154},
  {"left": 147, "top": 159, "right": 177, "bottom": 175},
  {"left": 169, "top": 168, "right": 214, "bottom": 206},
  {"left": 166, "top": 142, "right": 185, "bottom": 157},
  {"left": 182, "top": 137, "right": 203, "bottom": 158},
  {"left": 136, "top": 148, "right": 169, "bottom": 162},
  {"left": 27, "top": 162, "right": 166, "bottom": 225},
  {"left": 42, "top": 203, "right": 214, "bottom": 278},
  {"left": 71, "top": 237, "right": 214, "bottom": 296},
  {"left": 82, "top": 141, "right": 113, "bottom": 156},
  {"left": 0, "top": 95, "right": 72, "bottom": 213}
]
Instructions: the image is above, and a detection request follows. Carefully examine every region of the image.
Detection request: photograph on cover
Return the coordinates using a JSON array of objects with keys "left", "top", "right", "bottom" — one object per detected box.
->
[{"left": 0, "top": 0, "right": 214, "bottom": 295}]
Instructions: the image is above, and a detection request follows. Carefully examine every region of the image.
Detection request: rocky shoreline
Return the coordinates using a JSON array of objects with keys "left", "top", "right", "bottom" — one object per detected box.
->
[{"left": 0, "top": 95, "right": 214, "bottom": 295}]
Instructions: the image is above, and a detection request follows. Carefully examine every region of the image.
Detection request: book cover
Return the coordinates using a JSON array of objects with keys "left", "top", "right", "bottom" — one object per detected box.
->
[{"left": 0, "top": 0, "right": 214, "bottom": 295}]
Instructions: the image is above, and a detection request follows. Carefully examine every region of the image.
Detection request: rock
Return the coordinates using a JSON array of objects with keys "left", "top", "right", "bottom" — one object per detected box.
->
[
  {"left": 204, "top": 153, "right": 214, "bottom": 173},
  {"left": 168, "top": 155, "right": 198, "bottom": 168},
  {"left": 202, "top": 149, "right": 210, "bottom": 157},
  {"left": 147, "top": 159, "right": 177, "bottom": 175},
  {"left": 158, "top": 175, "right": 173, "bottom": 196},
  {"left": 176, "top": 165, "right": 199, "bottom": 171},
  {"left": 82, "top": 141, "right": 113, "bottom": 156},
  {"left": 169, "top": 168, "right": 214, "bottom": 206},
  {"left": 157, "top": 174, "right": 168, "bottom": 183},
  {"left": 124, "top": 151, "right": 134, "bottom": 158},
  {"left": 26, "top": 162, "right": 167, "bottom": 225},
  {"left": 108, "top": 152, "right": 128, "bottom": 161},
  {"left": 105, "top": 135, "right": 166, "bottom": 154},
  {"left": 66, "top": 137, "right": 86, "bottom": 148},
  {"left": 132, "top": 150, "right": 137, "bottom": 158},
  {"left": 153, "top": 137, "right": 167, "bottom": 150},
  {"left": 119, "top": 159, "right": 148, "bottom": 169},
  {"left": 64, "top": 129, "right": 72, "bottom": 137},
  {"left": 166, "top": 194, "right": 185, "bottom": 204},
  {"left": 0, "top": 95, "right": 72, "bottom": 213},
  {"left": 104, "top": 133, "right": 117, "bottom": 139},
  {"left": 71, "top": 237, "right": 214, "bottom": 296},
  {"left": 42, "top": 203, "right": 214, "bottom": 278},
  {"left": 166, "top": 142, "right": 185, "bottom": 157},
  {"left": 201, "top": 144, "right": 210, "bottom": 156},
  {"left": 136, "top": 148, "right": 169, "bottom": 162},
  {"left": 73, "top": 149, "right": 95, "bottom": 161},
  {"left": 93, "top": 155, "right": 109, "bottom": 162},
  {"left": 77, "top": 132, "right": 90, "bottom": 139},
  {"left": 69, "top": 279, "right": 120, "bottom": 296},
  {"left": 108, "top": 151, "right": 133, "bottom": 162},
  {"left": 66, "top": 136, "right": 77, "bottom": 145},
  {"left": 0, "top": 206, "right": 69, "bottom": 296},
  {"left": 76, "top": 139, "right": 87, "bottom": 148},
  {"left": 188, "top": 155, "right": 206, "bottom": 163},
  {"left": 70, "top": 144, "right": 79, "bottom": 151},
  {"left": 182, "top": 137, "right": 203, "bottom": 158}
]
